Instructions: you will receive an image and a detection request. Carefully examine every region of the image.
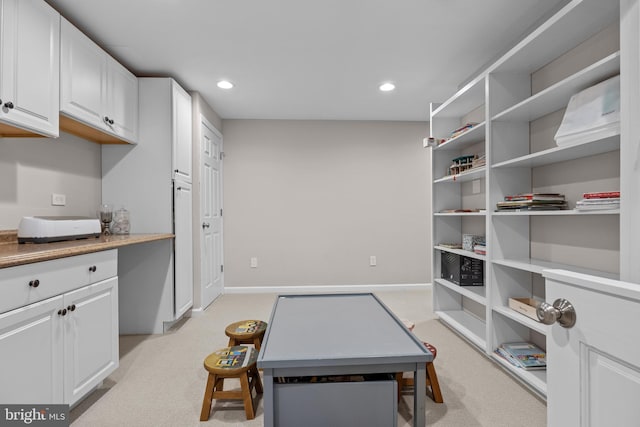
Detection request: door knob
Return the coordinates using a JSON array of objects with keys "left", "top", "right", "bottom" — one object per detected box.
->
[
  {"left": 536, "top": 298, "right": 576, "bottom": 328},
  {"left": 202, "top": 222, "right": 210, "bottom": 229}
]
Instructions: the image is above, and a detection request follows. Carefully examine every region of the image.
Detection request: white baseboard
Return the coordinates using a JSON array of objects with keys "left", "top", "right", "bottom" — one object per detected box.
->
[{"left": 223, "top": 283, "right": 431, "bottom": 294}]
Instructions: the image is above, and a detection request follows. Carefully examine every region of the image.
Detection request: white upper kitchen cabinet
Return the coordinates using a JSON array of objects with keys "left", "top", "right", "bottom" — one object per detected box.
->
[
  {"left": 60, "top": 17, "right": 138, "bottom": 144},
  {"left": 0, "top": 0, "right": 60, "bottom": 137}
]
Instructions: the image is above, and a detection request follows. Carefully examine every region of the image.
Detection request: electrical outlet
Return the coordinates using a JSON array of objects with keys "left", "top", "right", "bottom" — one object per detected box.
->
[
  {"left": 472, "top": 179, "right": 481, "bottom": 194},
  {"left": 250, "top": 257, "right": 258, "bottom": 268},
  {"left": 51, "top": 193, "right": 66, "bottom": 206},
  {"left": 369, "top": 256, "right": 377, "bottom": 266}
]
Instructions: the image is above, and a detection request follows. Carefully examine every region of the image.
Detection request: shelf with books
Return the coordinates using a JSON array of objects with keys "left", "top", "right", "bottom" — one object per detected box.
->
[
  {"left": 492, "top": 208, "right": 619, "bottom": 216},
  {"left": 428, "top": 0, "right": 620, "bottom": 401},
  {"left": 491, "top": 258, "right": 619, "bottom": 280},
  {"left": 491, "top": 134, "right": 620, "bottom": 169},
  {"left": 492, "top": 52, "right": 619, "bottom": 123},
  {"left": 432, "top": 122, "right": 486, "bottom": 151},
  {"left": 434, "top": 278, "right": 486, "bottom": 305},
  {"left": 433, "top": 166, "right": 485, "bottom": 184},
  {"left": 435, "top": 310, "right": 486, "bottom": 349}
]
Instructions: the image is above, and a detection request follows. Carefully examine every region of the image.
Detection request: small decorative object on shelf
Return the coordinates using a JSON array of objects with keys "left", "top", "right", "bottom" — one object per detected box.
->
[
  {"left": 508, "top": 297, "right": 542, "bottom": 321},
  {"left": 462, "top": 234, "right": 484, "bottom": 252},
  {"left": 448, "top": 154, "right": 477, "bottom": 175},
  {"left": 99, "top": 203, "right": 113, "bottom": 235},
  {"left": 111, "top": 206, "right": 130, "bottom": 235},
  {"left": 472, "top": 153, "right": 486, "bottom": 168}
]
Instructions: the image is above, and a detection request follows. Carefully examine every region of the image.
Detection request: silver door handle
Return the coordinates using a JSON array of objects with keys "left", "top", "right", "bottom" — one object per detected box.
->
[
  {"left": 202, "top": 223, "right": 210, "bottom": 229},
  {"left": 536, "top": 298, "right": 576, "bottom": 328}
]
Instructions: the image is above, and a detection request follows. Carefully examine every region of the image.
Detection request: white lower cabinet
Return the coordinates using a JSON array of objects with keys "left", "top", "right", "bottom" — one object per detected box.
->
[
  {"left": 63, "top": 277, "right": 118, "bottom": 406},
  {"left": 0, "top": 252, "right": 119, "bottom": 406},
  {"left": 0, "top": 295, "right": 64, "bottom": 404}
]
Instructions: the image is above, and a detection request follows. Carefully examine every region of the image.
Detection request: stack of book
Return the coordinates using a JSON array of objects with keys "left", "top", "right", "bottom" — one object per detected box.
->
[
  {"left": 448, "top": 122, "right": 479, "bottom": 140},
  {"left": 473, "top": 243, "right": 486, "bottom": 255},
  {"left": 576, "top": 191, "right": 620, "bottom": 211},
  {"left": 495, "top": 342, "right": 546, "bottom": 370},
  {"left": 496, "top": 193, "right": 567, "bottom": 211}
]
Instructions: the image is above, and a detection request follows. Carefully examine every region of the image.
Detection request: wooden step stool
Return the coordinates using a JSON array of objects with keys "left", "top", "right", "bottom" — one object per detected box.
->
[
  {"left": 200, "top": 345, "right": 263, "bottom": 421},
  {"left": 396, "top": 341, "right": 443, "bottom": 403},
  {"left": 225, "top": 320, "right": 267, "bottom": 350}
]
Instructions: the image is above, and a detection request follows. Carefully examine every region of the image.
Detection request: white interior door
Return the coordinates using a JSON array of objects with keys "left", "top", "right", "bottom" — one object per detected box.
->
[
  {"left": 200, "top": 117, "right": 223, "bottom": 309},
  {"left": 544, "top": 269, "right": 640, "bottom": 427}
]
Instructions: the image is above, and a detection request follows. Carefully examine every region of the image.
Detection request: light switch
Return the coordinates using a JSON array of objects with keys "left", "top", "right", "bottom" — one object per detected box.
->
[
  {"left": 52, "top": 193, "right": 66, "bottom": 206},
  {"left": 472, "top": 179, "right": 481, "bottom": 194},
  {"left": 250, "top": 257, "right": 258, "bottom": 268},
  {"left": 370, "top": 256, "right": 377, "bottom": 266}
]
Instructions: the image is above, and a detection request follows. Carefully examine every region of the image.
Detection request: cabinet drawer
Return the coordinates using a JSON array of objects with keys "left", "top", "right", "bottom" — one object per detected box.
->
[{"left": 0, "top": 250, "right": 117, "bottom": 314}]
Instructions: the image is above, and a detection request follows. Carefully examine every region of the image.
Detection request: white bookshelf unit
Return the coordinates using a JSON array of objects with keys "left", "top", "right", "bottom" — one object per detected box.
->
[{"left": 429, "top": 0, "right": 620, "bottom": 398}]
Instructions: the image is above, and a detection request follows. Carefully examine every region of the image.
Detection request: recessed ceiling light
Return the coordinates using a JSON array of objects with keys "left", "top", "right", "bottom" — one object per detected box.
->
[
  {"left": 379, "top": 82, "right": 395, "bottom": 92},
  {"left": 217, "top": 80, "right": 234, "bottom": 89}
]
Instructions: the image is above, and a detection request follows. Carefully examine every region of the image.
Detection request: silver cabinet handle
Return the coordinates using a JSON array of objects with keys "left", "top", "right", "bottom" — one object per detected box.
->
[{"left": 536, "top": 298, "right": 576, "bottom": 328}]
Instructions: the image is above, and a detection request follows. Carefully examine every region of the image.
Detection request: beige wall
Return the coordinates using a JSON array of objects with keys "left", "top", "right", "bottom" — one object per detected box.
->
[
  {"left": 0, "top": 132, "right": 102, "bottom": 230},
  {"left": 222, "top": 119, "right": 430, "bottom": 287}
]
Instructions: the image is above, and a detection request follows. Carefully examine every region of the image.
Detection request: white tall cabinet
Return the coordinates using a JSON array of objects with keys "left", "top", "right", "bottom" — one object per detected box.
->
[
  {"left": 0, "top": 0, "right": 59, "bottom": 137},
  {"left": 429, "top": 0, "right": 621, "bottom": 398},
  {"left": 102, "top": 78, "right": 193, "bottom": 334}
]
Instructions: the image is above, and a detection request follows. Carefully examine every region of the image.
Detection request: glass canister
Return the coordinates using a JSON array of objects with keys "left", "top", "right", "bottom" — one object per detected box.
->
[{"left": 111, "top": 207, "right": 130, "bottom": 235}]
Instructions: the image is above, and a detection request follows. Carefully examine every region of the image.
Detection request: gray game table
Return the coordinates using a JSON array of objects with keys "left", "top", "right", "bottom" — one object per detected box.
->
[{"left": 257, "top": 293, "right": 432, "bottom": 427}]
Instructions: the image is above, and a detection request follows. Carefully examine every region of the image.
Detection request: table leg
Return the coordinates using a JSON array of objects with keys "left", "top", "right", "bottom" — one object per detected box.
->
[
  {"left": 413, "top": 363, "right": 426, "bottom": 427},
  {"left": 262, "top": 368, "right": 274, "bottom": 427}
]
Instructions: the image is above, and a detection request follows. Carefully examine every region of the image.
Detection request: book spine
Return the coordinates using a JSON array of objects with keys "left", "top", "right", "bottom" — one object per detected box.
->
[{"left": 583, "top": 191, "right": 620, "bottom": 199}]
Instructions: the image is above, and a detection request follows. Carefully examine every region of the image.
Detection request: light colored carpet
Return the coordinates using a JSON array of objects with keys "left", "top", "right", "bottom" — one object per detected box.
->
[{"left": 70, "top": 288, "right": 546, "bottom": 426}]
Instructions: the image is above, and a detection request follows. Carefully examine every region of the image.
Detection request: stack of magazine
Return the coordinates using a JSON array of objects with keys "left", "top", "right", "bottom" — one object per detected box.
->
[
  {"left": 495, "top": 342, "right": 546, "bottom": 370},
  {"left": 576, "top": 191, "right": 620, "bottom": 211},
  {"left": 496, "top": 193, "right": 567, "bottom": 211}
]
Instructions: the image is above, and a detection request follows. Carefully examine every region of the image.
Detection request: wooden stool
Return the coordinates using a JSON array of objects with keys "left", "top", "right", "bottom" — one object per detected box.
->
[
  {"left": 396, "top": 341, "right": 443, "bottom": 403},
  {"left": 200, "top": 345, "right": 263, "bottom": 421},
  {"left": 225, "top": 320, "right": 267, "bottom": 350}
]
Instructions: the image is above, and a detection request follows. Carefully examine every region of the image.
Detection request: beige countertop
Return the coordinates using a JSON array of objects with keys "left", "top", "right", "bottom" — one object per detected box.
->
[{"left": 0, "top": 230, "right": 174, "bottom": 269}]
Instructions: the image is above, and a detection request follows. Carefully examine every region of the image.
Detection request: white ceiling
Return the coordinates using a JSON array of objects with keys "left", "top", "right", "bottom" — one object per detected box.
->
[{"left": 45, "top": 0, "right": 566, "bottom": 122}]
